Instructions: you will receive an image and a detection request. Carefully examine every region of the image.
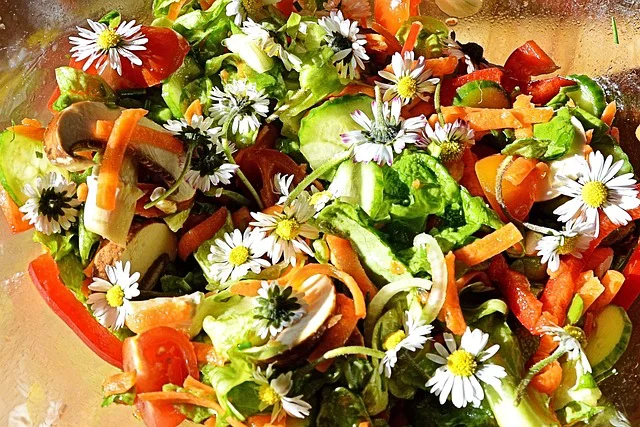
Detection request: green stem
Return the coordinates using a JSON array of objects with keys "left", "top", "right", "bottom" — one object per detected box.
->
[
  {"left": 515, "top": 348, "right": 565, "bottom": 405},
  {"left": 322, "top": 346, "right": 386, "bottom": 360},
  {"left": 434, "top": 81, "right": 445, "bottom": 126},
  {"left": 205, "top": 188, "right": 252, "bottom": 206},
  {"left": 495, "top": 155, "right": 523, "bottom": 226},
  {"left": 222, "top": 140, "right": 264, "bottom": 210},
  {"left": 522, "top": 222, "right": 557, "bottom": 235},
  {"left": 284, "top": 150, "right": 351, "bottom": 206},
  {"left": 144, "top": 145, "right": 195, "bottom": 209}
]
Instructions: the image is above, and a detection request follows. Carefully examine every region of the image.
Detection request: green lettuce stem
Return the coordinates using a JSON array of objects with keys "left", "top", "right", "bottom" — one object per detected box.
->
[{"left": 434, "top": 82, "right": 445, "bottom": 126}]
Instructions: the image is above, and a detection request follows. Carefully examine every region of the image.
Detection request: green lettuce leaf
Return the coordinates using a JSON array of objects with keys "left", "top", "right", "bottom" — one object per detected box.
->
[
  {"left": 101, "top": 391, "right": 135, "bottom": 407},
  {"left": 531, "top": 108, "right": 577, "bottom": 160},
  {"left": 317, "top": 387, "right": 372, "bottom": 427},
  {"left": 52, "top": 67, "right": 116, "bottom": 112},
  {"left": 202, "top": 352, "right": 255, "bottom": 420},
  {"left": 33, "top": 231, "right": 75, "bottom": 261}
]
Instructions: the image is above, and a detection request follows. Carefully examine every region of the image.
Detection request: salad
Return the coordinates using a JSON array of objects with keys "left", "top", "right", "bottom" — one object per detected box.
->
[{"left": 2, "top": 0, "right": 638, "bottom": 425}]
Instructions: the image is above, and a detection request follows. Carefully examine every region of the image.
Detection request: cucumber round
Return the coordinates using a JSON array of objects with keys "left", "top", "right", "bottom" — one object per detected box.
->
[
  {"left": 453, "top": 80, "right": 511, "bottom": 109},
  {"left": 299, "top": 95, "right": 373, "bottom": 178},
  {"left": 331, "top": 160, "right": 387, "bottom": 221},
  {"left": 566, "top": 74, "right": 607, "bottom": 117},
  {"left": 584, "top": 304, "right": 632, "bottom": 377},
  {"left": 0, "top": 130, "right": 68, "bottom": 205}
]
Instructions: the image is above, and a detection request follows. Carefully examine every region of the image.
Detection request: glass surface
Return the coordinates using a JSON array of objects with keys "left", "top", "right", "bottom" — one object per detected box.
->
[{"left": 1, "top": 0, "right": 639, "bottom": 425}]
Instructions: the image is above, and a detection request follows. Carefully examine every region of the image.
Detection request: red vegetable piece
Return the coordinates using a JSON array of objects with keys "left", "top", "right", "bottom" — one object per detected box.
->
[
  {"left": 526, "top": 76, "right": 576, "bottom": 105},
  {"left": 614, "top": 243, "right": 640, "bottom": 310},
  {"left": 28, "top": 254, "right": 123, "bottom": 368},
  {"left": 540, "top": 256, "right": 584, "bottom": 326},
  {"left": 441, "top": 68, "right": 504, "bottom": 105},
  {"left": 503, "top": 40, "right": 559, "bottom": 81}
]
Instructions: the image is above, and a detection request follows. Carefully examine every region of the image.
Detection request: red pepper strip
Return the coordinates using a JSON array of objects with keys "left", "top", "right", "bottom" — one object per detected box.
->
[
  {"left": 488, "top": 255, "right": 542, "bottom": 333},
  {"left": 440, "top": 68, "right": 504, "bottom": 105},
  {"left": 614, "top": 244, "right": 640, "bottom": 310},
  {"left": 177, "top": 207, "right": 228, "bottom": 261},
  {"left": 29, "top": 254, "right": 123, "bottom": 368},
  {"left": 540, "top": 256, "right": 584, "bottom": 326},
  {"left": 503, "top": 40, "right": 559, "bottom": 81},
  {"left": 526, "top": 76, "right": 576, "bottom": 105}
]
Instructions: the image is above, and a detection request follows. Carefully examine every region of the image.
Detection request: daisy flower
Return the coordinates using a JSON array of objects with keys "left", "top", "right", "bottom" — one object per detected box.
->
[
  {"left": 253, "top": 365, "right": 312, "bottom": 421},
  {"left": 426, "top": 328, "right": 507, "bottom": 408},
  {"left": 553, "top": 150, "right": 640, "bottom": 235},
  {"left": 273, "top": 173, "right": 296, "bottom": 205},
  {"left": 420, "top": 119, "right": 475, "bottom": 162},
  {"left": 210, "top": 79, "right": 270, "bottom": 135},
  {"left": 207, "top": 228, "right": 271, "bottom": 283},
  {"left": 318, "top": 10, "right": 369, "bottom": 80},
  {"left": 69, "top": 19, "right": 147, "bottom": 75},
  {"left": 250, "top": 192, "right": 320, "bottom": 266},
  {"left": 309, "top": 187, "right": 340, "bottom": 212},
  {"left": 242, "top": 19, "right": 302, "bottom": 71},
  {"left": 341, "top": 91, "right": 426, "bottom": 166},
  {"left": 443, "top": 37, "right": 476, "bottom": 74},
  {"left": 377, "top": 51, "right": 440, "bottom": 105},
  {"left": 538, "top": 325, "right": 592, "bottom": 372},
  {"left": 19, "top": 172, "right": 81, "bottom": 235},
  {"left": 253, "top": 281, "right": 307, "bottom": 339},
  {"left": 226, "top": 0, "right": 281, "bottom": 26},
  {"left": 187, "top": 142, "right": 239, "bottom": 193},
  {"left": 164, "top": 114, "right": 221, "bottom": 146},
  {"left": 535, "top": 220, "right": 595, "bottom": 272},
  {"left": 322, "top": 0, "right": 371, "bottom": 21},
  {"left": 87, "top": 261, "right": 140, "bottom": 330},
  {"left": 379, "top": 310, "right": 433, "bottom": 378}
]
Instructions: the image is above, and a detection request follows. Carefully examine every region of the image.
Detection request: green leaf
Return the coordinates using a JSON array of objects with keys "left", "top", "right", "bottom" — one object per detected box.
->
[
  {"left": 53, "top": 67, "right": 117, "bottom": 111},
  {"left": 532, "top": 108, "right": 577, "bottom": 160},
  {"left": 317, "top": 387, "right": 372, "bottom": 427},
  {"left": 78, "top": 211, "right": 100, "bottom": 264},
  {"left": 101, "top": 391, "right": 135, "bottom": 407},
  {"left": 98, "top": 10, "right": 121, "bottom": 27},
  {"left": 502, "top": 138, "right": 552, "bottom": 159},
  {"left": 591, "top": 134, "right": 634, "bottom": 175},
  {"left": 33, "top": 231, "right": 75, "bottom": 261},
  {"left": 57, "top": 254, "right": 87, "bottom": 303}
]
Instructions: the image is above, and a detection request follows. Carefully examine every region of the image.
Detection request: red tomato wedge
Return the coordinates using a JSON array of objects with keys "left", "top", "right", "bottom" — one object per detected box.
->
[
  {"left": 137, "top": 400, "right": 187, "bottom": 427},
  {"left": 614, "top": 243, "right": 640, "bottom": 310},
  {"left": 28, "top": 254, "right": 123, "bottom": 368},
  {"left": 70, "top": 26, "right": 189, "bottom": 90},
  {"left": 503, "top": 40, "right": 559, "bottom": 81},
  {"left": 123, "top": 326, "right": 199, "bottom": 393}
]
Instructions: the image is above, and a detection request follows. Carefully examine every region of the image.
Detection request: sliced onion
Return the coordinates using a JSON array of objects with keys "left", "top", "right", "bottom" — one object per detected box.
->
[
  {"left": 413, "top": 234, "right": 448, "bottom": 324},
  {"left": 435, "top": 0, "right": 483, "bottom": 18}
]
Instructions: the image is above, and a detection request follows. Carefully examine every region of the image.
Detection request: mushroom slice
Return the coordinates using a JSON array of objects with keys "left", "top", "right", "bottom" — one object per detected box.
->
[
  {"left": 92, "top": 221, "right": 177, "bottom": 289},
  {"left": 44, "top": 101, "right": 195, "bottom": 202}
]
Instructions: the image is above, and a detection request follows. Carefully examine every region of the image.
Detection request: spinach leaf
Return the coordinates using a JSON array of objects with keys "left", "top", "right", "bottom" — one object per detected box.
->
[
  {"left": 317, "top": 387, "right": 371, "bottom": 427},
  {"left": 407, "top": 391, "right": 498, "bottom": 427}
]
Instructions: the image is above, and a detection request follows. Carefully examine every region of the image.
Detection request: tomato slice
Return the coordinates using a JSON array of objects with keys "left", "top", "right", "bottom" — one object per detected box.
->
[
  {"left": 136, "top": 400, "right": 187, "bottom": 427},
  {"left": 123, "top": 326, "right": 199, "bottom": 393},
  {"left": 70, "top": 26, "right": 190, "bottom": 90},
  {"left": 28, "top": 254, "right": 123, "bottom": 368}
]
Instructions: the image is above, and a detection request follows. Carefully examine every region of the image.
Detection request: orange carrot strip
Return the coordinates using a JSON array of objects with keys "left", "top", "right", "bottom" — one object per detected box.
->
[
  {"left": 575, "top": 271, "right": 605, "bottom": 313},
  {"left": 601, "top": 101, "right": 616, "bottom": 126},
  {"left": 439, "top": 252, "right": 466, "bottom": 335},
  {"left": 455, "top": 271, "right": 490, "bottom": 292},
  {"left": 178, "top": 207, "right": 228, "bottom": 261},
  {"left": 585, "top": 129, "right": 594, "bottom": 145},
  {"left": 424, "top": 56, "right": 459, "bottom": 77},
  {"left": 191, "top": 343, "right": 223, "bottom": 366},
  {"left": 287, "top": 264, "right": 366, "bottom": 318},
  {"left": 183, "top": 375, "right": 216, "bottom": 396},
  {"left": 77, "top": 182, "right": 88, "bottom": 202},
  {"left": 504, "top": 157, "right": 538, "bottom": 186},
  {"left": 0, "top": 187, "right": 32, "bottom": 233},
  {"left": 514, "top": 126, "right": 533, "bottom": 139},
  {"left": 185, "top": 99, "right": 203, "bottom": 124},
  {"left": 368, "top": 22, "right": 402, "bottom": 53},
  {"left": 278, "top": 254, "right": 307, "bottom": 283},
  {"left": 590, "top": 270, "right": 626, "bottom": 312},
  {"left": 138, "top": 391, "right": 221, "bottom": 409},
  {"left": 96, "top": 109, "right": 148, "bottom": 210},
  {"left": 325, "top": 234, "right": 378, "bottom": 299},
  {"left": 530, "top": 347, "right": 563, "bottom": 394},
  {"left": 308, "top": 294, "right": 359, "bottom": 372},
  {"left": 168, "top": 0, "right": 188, "bottom": 20},
  {"left": 401, "top": 21, "right": 423, "bottom": 55},
  {"left": 246, "top": 414, "right": 286, "bottom": 427},
  {"left": 334, "top": 84, "right": 376, "bottom": 98},
  {"left": 454, "top": 223, "right": 523, "bottom": 267},
  {"left": 22, "top": 118, "right": 42, "bottom": 127},
  {"left": 95, "top": 120, "right": 184, "bottom": 154},
  {"left": 229, "top": 280, "right": 263, "bottom": 297},
  {"left": 7, "top": 124, "right": 46, "bottom": 140},
  {"left": 102, "top": 371, "right": 137, "bottom": 397}
]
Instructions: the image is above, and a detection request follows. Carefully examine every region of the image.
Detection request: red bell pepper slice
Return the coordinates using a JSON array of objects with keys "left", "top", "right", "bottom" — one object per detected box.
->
[
  {"left": 29, "top": 253, "right": 123, "bottom": 368},
  {"left": 503, "top": 40, "right": 559, "bottom": 81},
  {"left": 526, "top": 76, "right": 576, "bottom": 105},
  {"left": 441, "top": 68, "right": 505, "bottom": 105},
  {"left": 0, "top": 187, "right": 32, "bottom": 233},
  {"left": 177, "top": 206, "right": 229, "bottom": 261},
  {"left": 540, "top": 256, "right": 584, "bottom": 326},
  {"left": 613, "top": 244, "right": 640, "bottom": 310},
  {"left": 488, "top": 255, "right": 542, "bottom": 333}
]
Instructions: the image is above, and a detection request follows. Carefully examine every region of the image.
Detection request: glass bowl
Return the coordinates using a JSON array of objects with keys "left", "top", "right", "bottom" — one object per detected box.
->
[{"left": 1, "top": 0, "right": 639, "bottom": 424}]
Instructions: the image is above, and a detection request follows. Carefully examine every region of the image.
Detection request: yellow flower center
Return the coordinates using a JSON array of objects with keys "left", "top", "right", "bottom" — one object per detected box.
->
[
  {"left": 564, "top": 325, "right": 587, "bottom": 347},
  {"left": 258, "top": 384, "right": 280, "bottom": 406},
  {"left": 105, "top": 285, "right": 125, "bottom": 308},
  {"left": 275, "top": 218, "right": 300, "bottom": 241},
  {"left": 97, "top": 28, "right": 121, "bottom": 50},
  {"left": 581, "top": 181, "right": 608, "bottom": 208},
  {"left": 309, "top": 191, "right": 330, "bottom": 206},
  {"left": 241, "top": 0, "right": 263, "bottom": 15},
  {"left": 397, "top": 76, "right": 418, "bottom": 99},
  {"left": 557, "top": 235, "right": 579, "bottom": 255},
  {"left": 439, "top": 140, "right": 464, "bottom": 163},
  {"left": 228, "top": 246, "right": 250, "bottom": 266},
  {"left": 382, "top": 330, "right": 406, "bottom": 351},
  {"left": 447, "top": 349, "right": 477, "bottom": 377}
]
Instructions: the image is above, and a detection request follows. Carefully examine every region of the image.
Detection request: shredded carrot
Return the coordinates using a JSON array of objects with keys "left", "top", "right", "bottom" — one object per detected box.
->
[
  {"left": 138, "top": 391, "right": 222, "bottom": 409},
  {"left": 278, "top": 254, "right": 307, "bottom": 283},
  {"left": 504, "top": 157, "right": 538, "bottom": 186},
  {"left": 368, "top": 22, "right": 402, "bottom": 53},
  {"left": 575, "top": 270, "right": 605, "bottom": 313},
  {"left": 590, "top": 270, "right": 625, "bottom": 312},
  {"left": 438, "top": 252, "right": 466, "bottom": 335},
  {"left": 183, "top": 375, "right": 216, "bottom": 396},
  {"left": 585, "top": 128, "right": 594, "bottom": 145},
  {"left": 325, "top": 234, "right": 378, "bottom": 299},
  {"left": 262, "top": 205, "right": 283, "bottom": 216},
  {"left": 83, "top": 260, "right": 95, "bottom": 278},
  {"left": 454, "top": 223, "right": 523, "bottom": 267},
  {"left": 184, "top": 99, "right": 203, "bottom": 124},
  {"left": 308, "top": 294, "right": 359, "bottom": 371},
  {"left": 102, "top": 371, "right": 137, "bottom": 397},
  {"left": 0, "top": 186, "right": 32, "bottom": 233},
  {"left": 96, "top": 109, "right": 148, "bottom": 211},
  {"left": 424, "top": 56, "right": 459, "bottom": 77},
  {"left": 512, "top": 95, "right": 535, "bottom": 109},
  {"left": 94, "top": 120, "right": 184, "bottom": 154},
  {"left": 601, "top": 101, "right": 616, "bottom": 126},
  {"left": 178, "top": 207, "right": 228, "bottom": 261},
  {"left": 246, "top": 414, "right": 286, "bottom": 427},
  {"left": 334, "top": 84, "right": 376, "bottom": 98},
  {"left": 287, "top": 264, "right": 366, "bottom": 318},
  {"left": 7, "top": 124, "right": 46, "bottom": 140},
  {"left": 442, "top": 105, "right": 554, "bottom": 131},
  {"left": 168, "top": 0, "right": 188, "bottom": 20},
  {"left": 401, "top": 21, "right": 423, "bottom": 55},
  {"left": 455, "top": 271, "right": 490, "bottom": 292},
  {"left": 76, "top": 182, "right": 88, "bottom": 202},
  {"left": 530, "top": 348, "right": 563, "bottom": 394},
  {"left": 199, "top": 0, "right": 216, "bottom": 10},
  {"left": 514, "top": 126, "right": 533, "bottom": 139},
  {"left": 229, "top": 280, "right": 263, "bottom": 297}
]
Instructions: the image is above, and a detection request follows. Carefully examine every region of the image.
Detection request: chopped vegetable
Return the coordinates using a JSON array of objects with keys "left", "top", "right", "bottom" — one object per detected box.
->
[
  {"left": 94, "top": 120, "right": 185, "bottom": 154},
  {"left": 178, "top": 207, "right": 228, "bottom": 261},
  {"left": 438, "top": 252, "right": 466, "bottom": 335},
  {"left": 326, "top": 234, "right": 378, "bottom": 299},
  {"left": 454, "top": 223, "right": 524, "bottom": 267},
  {"left": 590, "top": 270, "right": 626, "bottom": 313}
]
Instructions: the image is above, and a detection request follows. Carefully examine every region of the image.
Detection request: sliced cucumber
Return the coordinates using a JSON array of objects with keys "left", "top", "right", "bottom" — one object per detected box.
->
[
  {"left": 585, "top": 304, "right": 632, "bottom": 377},
  {"left": 330, "top": 160, "right": 388, "bottom": 221},
  {"left": 566, "top": 75, "right": 607, "bottom": 117},
  {"left": 571, "top": 106, "right": 609, "bottom": 138},
  {"left": 453, "top": 80, "right": 511, "bottom": 109},
  {"left": 299, "top": 95, "right": 373, "bottom": 179},
  {"left": 0, "top": 130, "right": 67, "bottom": 205}
]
